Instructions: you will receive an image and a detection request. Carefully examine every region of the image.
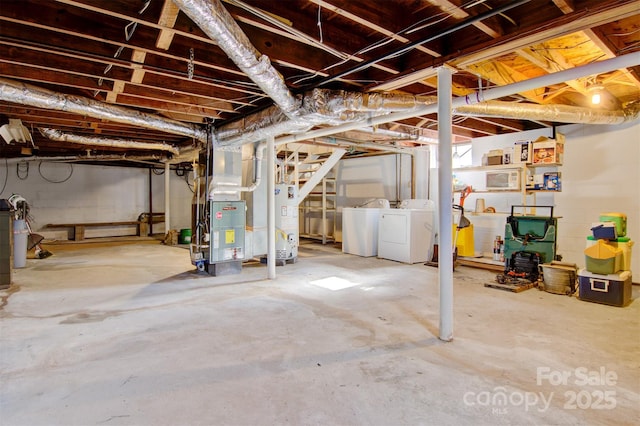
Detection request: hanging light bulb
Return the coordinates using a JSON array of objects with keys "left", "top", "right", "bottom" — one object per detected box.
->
[{"left": 588, "top": 84, "right": 604, "bottom": 105}]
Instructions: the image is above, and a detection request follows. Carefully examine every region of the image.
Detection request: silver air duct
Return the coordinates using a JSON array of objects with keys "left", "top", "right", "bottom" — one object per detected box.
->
[
  {"left": 357, "top": 126, "right": 437, "bottom": 145},
  {"left": 455, "top": 100, "right": 640, "bottom": 125},
  {"left": 215, "top": 90, "right": 438, "bottom": 147},
  {"left": 175, "top": 0, "right": 437, "bottom": 149},
  {"left": 173, "top": 0, "right": 301, "bottom": 120},
  {"left": 0, "top": 77, "right": 207, "bottom": 142},
  {"left": 39, "top": 128, "right": 181, "bottom": 156}
]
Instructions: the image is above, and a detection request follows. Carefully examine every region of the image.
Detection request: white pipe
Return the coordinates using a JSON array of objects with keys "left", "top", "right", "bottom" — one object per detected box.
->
[
  {"left": 164, "top": 162, "right": 171, "bottom": 235},
  {"left": 453, "top": 53, "right": 640, "bottom": 108},
  {"left": 438, "top": 66, "right": 454, "bottom": 342},
  {"left": 275, "top": 53, "right": 640, "bottom": 145},
  {"left": 267, "top": 135, "right": 276, "bottom": 279}
]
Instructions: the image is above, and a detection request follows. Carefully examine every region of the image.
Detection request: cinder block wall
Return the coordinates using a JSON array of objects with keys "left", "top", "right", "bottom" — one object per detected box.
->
[{"left": 0, "top": 163, "right": 193, "bottom": 239}]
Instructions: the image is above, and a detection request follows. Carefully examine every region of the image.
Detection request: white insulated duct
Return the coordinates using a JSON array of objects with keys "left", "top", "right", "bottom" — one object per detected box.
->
[
  {"left": 39, "top": 128, "right": 181, "bottom": 156},
  {"left": 0, "top": 78, "right": 207, "bottom": 142},
  {"left": 173, "top": 0, "right": 301, "bottom": 120},
  {"left": 454, "top": 100, "right": 640, "bottom": 125}
]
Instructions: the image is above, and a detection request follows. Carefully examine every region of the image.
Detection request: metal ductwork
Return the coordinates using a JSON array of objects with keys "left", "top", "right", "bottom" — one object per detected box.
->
[
  {"left": 215, "top": 89, "right": 438, "bottom": 147},
  {"left": 275, "top": 53, "right": 640, "bottom": 146},
  {"left": 175, "top": 0, "right": 438, "bottom": 149},
  {"left": 0, "top": 77, "right": 207, "bottom": 142},
  {"left": 357, "top": 126, "right": 437, "bottom": 145},
  {"left": 173, "top": 0, "right": 301, "bottom": 120},
  {"left": 39, "top": 128, "right": 181, "bottom": 156},
  {"left": 454, "top": 100, "right": 640, "bottom": 125}
]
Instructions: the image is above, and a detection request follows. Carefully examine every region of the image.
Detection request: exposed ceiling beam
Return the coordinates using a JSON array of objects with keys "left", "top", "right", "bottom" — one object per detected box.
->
[
  {"left": 309, "top": 0, "right": 441, "bottom": 58},
  {"left": 372, "top": 1, "right": 638, "bottom": 91},
  {"left": 453, "top": 1, "right": 639, "bottom": 68},
  {"left": 425, "top": 0, "right": 502, "bottom": 38},
  {"left": 156, "top": 0, "right": 181, "bottom": 50},
  {"left": 552, "top": 0, "right": 575, "bottom": 14}
]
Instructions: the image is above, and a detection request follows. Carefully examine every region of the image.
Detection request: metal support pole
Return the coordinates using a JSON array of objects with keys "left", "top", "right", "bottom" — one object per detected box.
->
[
  {"left": 148, "top": 168, "right": 153, "bottom": 236},
  {"left": 164, "top": 162, "right": 171, "bottom": 234},
  {"left": 438, "top": 66, "right": 454, "bottom": 342},
  {"left": 267, "top": 135, "right": 276, "bottom": 279}
]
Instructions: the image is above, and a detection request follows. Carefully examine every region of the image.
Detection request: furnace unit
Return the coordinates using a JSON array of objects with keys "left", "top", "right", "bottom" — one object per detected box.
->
[{"left": 207, "top": 200, "right": 246, "bottom": 276}]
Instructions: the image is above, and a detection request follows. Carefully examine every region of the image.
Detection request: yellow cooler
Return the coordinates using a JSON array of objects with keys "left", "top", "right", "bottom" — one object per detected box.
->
[{"left": 599, "top": 212, "right": 627, "bottom": 237}]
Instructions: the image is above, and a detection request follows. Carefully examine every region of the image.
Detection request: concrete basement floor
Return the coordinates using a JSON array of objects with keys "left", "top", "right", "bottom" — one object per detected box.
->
[{"left": 1, "top": 239, "right": 638, "bottom": 426}]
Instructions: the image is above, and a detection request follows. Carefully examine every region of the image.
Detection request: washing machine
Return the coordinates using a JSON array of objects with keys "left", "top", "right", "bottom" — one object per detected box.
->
[
  {"left": 342, "top": 199, "right": 390, "bottom": 257},
  {"left": 378, "top": 200, "right": 435, "bottom": 264}
]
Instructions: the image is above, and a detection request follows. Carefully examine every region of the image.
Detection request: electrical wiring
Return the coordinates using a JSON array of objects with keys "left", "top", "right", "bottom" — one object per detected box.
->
[
  {"left": 0, "top": 158, "right": 7, "bottom": 196},
  {"left": 292, "top": 9, "right": 452, "bottom": 85},
  {"left": 38, "top": 161, "right": 73, "bottom": 184},
  {"left": 184, "top": 172, "right": 195, "bottom": 194},
  {"left": 16, "top": 161, "right": 29, "bottom": 180},
  {"left": 607, "top": 27, "right": 640, "bottom": 37}
]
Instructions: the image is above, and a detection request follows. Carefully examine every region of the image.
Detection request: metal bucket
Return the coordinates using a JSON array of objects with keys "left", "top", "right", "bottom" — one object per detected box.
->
[{"left": 540, "top": 262, "right": 577, "bottom": 295}]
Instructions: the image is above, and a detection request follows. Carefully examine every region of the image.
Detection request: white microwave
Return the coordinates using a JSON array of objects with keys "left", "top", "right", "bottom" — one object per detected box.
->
[{"left": 486, "top": 170, "right": 520, "bottom": 190}]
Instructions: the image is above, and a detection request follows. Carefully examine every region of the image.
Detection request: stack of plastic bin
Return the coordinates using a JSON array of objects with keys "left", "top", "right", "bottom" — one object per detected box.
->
[{"left": 579, "top": 213, "right": 633, "bottom": 307}]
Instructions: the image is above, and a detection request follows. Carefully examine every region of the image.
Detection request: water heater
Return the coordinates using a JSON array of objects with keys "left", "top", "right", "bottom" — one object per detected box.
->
[{"left": 274, "top": 183, "right": 298, "bottom": 264}]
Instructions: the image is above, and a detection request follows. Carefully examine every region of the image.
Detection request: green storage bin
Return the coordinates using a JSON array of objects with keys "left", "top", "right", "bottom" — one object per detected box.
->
[
  {"left": 586, "top": 236, "right": 633, "bottom": 271},
  {"left": 599, "top": 212, "right": 627, "bottom": 237},
  {"left": 584, "top": 240, "right": 622, "bottom": 275}
]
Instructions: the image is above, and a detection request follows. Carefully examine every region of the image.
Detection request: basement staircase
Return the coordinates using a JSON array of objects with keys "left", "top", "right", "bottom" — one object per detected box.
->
[{"left": 280, "top": 147, "right": 346, "bottom": 244}]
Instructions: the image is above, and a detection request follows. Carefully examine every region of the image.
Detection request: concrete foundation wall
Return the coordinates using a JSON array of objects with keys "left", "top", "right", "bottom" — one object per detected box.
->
[
  {"left": 0, "top": 163, "right": 193, "bottom": 239},
  {"left": 557, "top": 121, "right": 639, "bottom": 276}
]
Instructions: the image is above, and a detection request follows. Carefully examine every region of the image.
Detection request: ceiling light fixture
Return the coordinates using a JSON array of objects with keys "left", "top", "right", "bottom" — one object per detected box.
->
[{"left": 588, "top": 84, "right": 604, "bottom": 105}]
